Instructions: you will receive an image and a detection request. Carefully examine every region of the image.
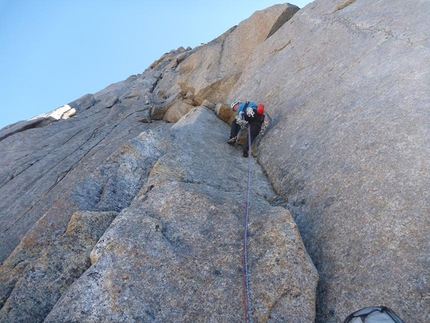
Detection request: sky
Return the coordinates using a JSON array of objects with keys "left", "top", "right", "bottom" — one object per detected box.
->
[{"left": 0, "top": 0, "right": 312, "bottom": 129}]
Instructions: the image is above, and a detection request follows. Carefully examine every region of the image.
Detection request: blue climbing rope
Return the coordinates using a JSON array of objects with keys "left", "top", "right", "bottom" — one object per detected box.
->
[{"left": 242, "top": 125, "right": 253, "bottom": 323}]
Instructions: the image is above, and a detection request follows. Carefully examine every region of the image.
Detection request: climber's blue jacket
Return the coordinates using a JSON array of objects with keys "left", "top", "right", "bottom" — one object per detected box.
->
[{"left": 237, "top": 101, "right": 258, "bottom": 115}]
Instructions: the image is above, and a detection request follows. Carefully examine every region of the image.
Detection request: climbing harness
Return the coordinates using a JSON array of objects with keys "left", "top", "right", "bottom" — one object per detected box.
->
[{"left": 242, "top": 126, "right": 253, "bottom": 323}]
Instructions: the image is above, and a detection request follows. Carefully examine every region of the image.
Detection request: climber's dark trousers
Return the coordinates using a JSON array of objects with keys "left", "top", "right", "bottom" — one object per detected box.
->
[
  {"left": 243, "top": 123, "right": 262, "bottom": 153},
  {"left": 230, "top": 121, "right": 241, "bottom": 139}
]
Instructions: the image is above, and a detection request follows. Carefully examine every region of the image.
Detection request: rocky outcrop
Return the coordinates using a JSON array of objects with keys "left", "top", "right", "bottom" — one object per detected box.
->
[
  {"left": 0, "top": 0, "right": 429, "bottom": 322},
  {"left": 43, "top": 107, "right": 318, "bottom": 322},
  {"left": 156, "top": 3, "right": 299, "bottom": 105}
]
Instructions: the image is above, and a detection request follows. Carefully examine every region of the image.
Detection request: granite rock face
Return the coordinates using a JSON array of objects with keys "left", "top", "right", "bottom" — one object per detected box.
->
[
  {"left": 0, "top": 3, "right": 318, "bottom": 323},
  {"left": 44, "top": 108, "right": 318, "bottom": 323},
  {"left": 229, "top": 0, "right": 429, "bottom": 321},
  {"left": 0, "top": 0, "right": 429, "bottom": 322}
]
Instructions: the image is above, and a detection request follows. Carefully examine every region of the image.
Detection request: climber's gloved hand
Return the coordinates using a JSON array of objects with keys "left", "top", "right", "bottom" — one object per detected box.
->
[
  {"left": 246, "top": 107, "right": 255, "bottom": 118},
  {"left": 237, "top": 119, "right": 248, "bottom": 128},
  {"left": 235, "top": 113, "right": 247, "bottom": 127},
  {"left": 236, "top": 112, "right": 245, "bottom": 122}
]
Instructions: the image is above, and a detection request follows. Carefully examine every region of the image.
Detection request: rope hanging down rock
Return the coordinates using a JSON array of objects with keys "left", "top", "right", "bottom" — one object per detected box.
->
[{"left": 242, "top": 126, "right": 253, "bottom": 323}]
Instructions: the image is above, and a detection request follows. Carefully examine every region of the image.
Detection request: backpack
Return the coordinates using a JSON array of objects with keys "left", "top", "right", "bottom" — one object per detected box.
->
[
  {"left": 241, "top": 101, "right": 251, "bottom": 111},
  {"left": 344, "top": 306, "right": 405, "bottom": 323},
  {"left": 241, "top": 101, "right": 264, "bottom": 124}
]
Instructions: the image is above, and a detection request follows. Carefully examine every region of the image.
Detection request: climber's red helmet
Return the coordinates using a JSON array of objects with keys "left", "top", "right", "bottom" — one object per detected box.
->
[{"left": 257, "top": 104, "right": 264, "bottom": 115}]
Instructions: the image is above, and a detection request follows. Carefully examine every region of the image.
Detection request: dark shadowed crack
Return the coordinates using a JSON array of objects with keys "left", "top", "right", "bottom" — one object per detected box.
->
[{"left": 266, "top": 5, "right": 300, "bottom": 39}]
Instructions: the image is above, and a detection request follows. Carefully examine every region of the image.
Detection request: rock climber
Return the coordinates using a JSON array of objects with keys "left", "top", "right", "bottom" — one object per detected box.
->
[{"left": 227, "top": 100, "right": 265, "bottom": 157}]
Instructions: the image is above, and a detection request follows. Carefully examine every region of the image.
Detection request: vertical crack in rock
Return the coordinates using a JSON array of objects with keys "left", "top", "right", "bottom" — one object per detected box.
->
[{"left": 266, "top": 5, "right": 300, "bottom": 39}]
